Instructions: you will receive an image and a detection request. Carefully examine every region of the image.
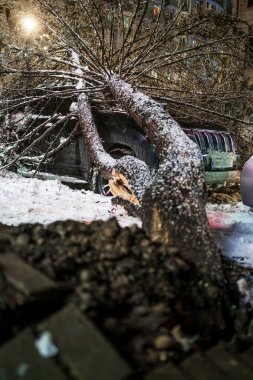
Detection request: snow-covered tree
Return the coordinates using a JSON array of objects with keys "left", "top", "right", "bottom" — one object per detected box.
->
[{"left": 0, "top": 0, "right": 252, "bottom": 283}]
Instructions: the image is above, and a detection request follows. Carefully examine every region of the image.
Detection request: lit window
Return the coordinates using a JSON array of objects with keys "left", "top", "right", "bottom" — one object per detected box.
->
[{"left": 123, "top": 16, "right": 131, "bottom": 28}]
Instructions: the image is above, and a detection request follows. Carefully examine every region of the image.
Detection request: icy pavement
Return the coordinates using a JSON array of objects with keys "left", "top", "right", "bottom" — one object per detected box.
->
[{"left": 0, "top": 170, "right": 253, "bottom": 266}]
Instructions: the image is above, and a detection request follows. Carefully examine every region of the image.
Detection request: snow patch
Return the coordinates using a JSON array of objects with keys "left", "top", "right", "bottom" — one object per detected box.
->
[
  {"left": 206, "top": 202, "right": 249, "bottom": 213},
  {"left": 0, "top": 170, "right": 141, "bottom": 228},
  {"left": 34, "top": 331, "right": 59, "bottom": 358}
]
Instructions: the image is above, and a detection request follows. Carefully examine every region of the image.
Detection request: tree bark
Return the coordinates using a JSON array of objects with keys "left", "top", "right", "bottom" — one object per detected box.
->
[
  {"left": 78, "top": 93, "right": 116, "bottom": 179},
  {"left": 108, "top": 75, "right": 223, "bottom": 283}
]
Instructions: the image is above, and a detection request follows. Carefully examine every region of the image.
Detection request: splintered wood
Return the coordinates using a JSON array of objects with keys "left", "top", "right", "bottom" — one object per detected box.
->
[{"left": 109, "top": 170, "right": 140, "bottom": 206}]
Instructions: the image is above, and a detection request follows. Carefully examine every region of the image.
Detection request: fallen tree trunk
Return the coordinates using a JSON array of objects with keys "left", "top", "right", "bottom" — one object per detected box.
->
[
  {"left": 78, "top": 93, "right": 116, "bottom": 179},
  {"left": 78, "top": 92, "right": 152, "bottom": 205},
  {"left": 108, "top": 75, "right": 223, "bottom": 283}
]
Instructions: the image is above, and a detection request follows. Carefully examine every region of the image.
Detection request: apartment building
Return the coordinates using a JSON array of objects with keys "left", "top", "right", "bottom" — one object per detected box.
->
[{"left": 232, "top": 0, "right": 253, "bottom": 29}]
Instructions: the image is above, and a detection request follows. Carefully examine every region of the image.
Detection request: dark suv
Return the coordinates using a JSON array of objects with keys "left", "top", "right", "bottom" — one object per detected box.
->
[{"left": 42, "top": 110, "right": 239, "bottom": 194}]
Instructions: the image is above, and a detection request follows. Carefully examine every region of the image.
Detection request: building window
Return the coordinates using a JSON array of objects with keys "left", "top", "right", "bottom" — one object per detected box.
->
[
  {"left": 167, "top": 67, "right": 174, "bottom": 80},
  {"left": 188, "top": 35, "right": 196, "bottom": 47},
  {"left": 151, "top": 69, "right": 158, "bottom": 79},
  {"left": 123, "top": 15, "right": 131, "bottom": 29},
  {"left": 248, "top": 0, "right": 253, "bottom": 6}
]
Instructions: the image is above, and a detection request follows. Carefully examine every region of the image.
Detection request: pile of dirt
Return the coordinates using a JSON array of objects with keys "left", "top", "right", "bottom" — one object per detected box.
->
[
  {"left": 2, "top": 218, "right": 252, "bottom": 372},
  {"left": 208, "top": 184, "right": 241, "bottom": 204}
]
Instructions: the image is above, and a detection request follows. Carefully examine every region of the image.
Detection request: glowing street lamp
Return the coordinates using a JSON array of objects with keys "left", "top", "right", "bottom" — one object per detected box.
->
[{"left": 21, "top": 16, "right": 38, "bottom": 34}]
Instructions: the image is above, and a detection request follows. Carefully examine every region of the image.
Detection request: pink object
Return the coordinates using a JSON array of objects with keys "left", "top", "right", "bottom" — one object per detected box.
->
[{"left": 240, "top": 155, "right": 253, "bottom": 207}]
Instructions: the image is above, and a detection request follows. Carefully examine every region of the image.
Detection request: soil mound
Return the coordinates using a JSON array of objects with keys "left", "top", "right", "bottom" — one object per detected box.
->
[{"left": 1, "top": 218, "right": 252, "bottom": 371}]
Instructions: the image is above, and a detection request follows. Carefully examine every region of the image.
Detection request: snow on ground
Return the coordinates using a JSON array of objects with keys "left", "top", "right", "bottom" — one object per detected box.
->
[
  {"left": 1, "top": 170, "right": 253, "bottom": 266},
  {"left": 0, "top": 170, "right": 141, "bottom": 228}
]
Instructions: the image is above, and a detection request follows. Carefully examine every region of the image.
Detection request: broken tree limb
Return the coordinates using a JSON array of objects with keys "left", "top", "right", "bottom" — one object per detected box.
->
[
  {"left": 0, "top": 113, "right": 76, "bottom": 171},
  {"left": 78, "top": 92, "right": 150, "bottom": 206},
  {"left": 109, "top": 155, "right": 152, "bottom": 206},
  {"left": 108, "top": 75, "right": 223, "bottom": 283},
  {"left": 78, "top": 93, "right": 116, "bottom": 179}
]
